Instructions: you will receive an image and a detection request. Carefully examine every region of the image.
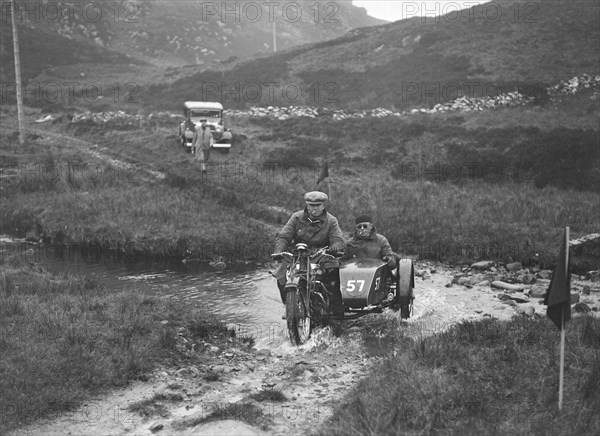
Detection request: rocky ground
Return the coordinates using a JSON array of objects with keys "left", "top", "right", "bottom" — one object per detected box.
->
[
  {"left": 51, "top": 73, "right": 599, "bottom": 124},
  {"left": 9, "top": 260, "right": 600, "bottom": 436}
]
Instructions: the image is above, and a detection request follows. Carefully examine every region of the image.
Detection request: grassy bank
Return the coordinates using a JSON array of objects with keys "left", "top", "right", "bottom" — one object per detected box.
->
[
  {"left": 0, "top": 254, "right": 236, "bottom": 434},
  {"left": 1, "top": 105, "right": 598, "bottom": 268},
  {"left": 318, "top": 316, "right": 600, "bottom": 436}
]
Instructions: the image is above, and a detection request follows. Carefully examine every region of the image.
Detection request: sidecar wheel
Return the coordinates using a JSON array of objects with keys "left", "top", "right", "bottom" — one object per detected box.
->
[
  {"left": 396, "top": 259, "right": 415, "bottom": 319},
  {"left": 286, "top": 288, "right": 311, "bottom": 346}
]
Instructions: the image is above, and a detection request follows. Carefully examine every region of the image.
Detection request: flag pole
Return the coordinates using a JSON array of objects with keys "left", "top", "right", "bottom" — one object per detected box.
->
[
  {"left": 558, "top": 310, "right": 565, "bottom": 410},
  {"left": 558, "top": 226, "right": 569, "bottom": 411}
]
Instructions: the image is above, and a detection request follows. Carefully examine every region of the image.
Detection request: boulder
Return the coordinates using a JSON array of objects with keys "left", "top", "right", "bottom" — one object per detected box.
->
[
  {"left": 516, "top": 305, "right": 535, "bottom": 317},
  {"left": 506, "top": 262, "right": 523, "bottom": 272},
  {"left": 508, "top": 293, "right": 530, "bottom": 303},
  {"left": 529, "top": 287, "right": 547, "bottom": 299},
  {"left": 150, "top": 422, "right": 164, "bottom": 433},
  {"left": 471, "top": 261, "right": 494, "bottom": 270},
  {"left": 457, "top": 277, "right": 471, "bottom": 286},
  {"left": 491, "top": 281, "right": 526, "bottom": 292},
  {"left": 537, "top": 270, "right": 553, "bottom": 280}
]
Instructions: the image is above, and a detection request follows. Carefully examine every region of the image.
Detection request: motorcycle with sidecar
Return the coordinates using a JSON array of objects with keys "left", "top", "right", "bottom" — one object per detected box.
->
[{"left": 272, "top": 244, "right": 415, "bottom": 346}]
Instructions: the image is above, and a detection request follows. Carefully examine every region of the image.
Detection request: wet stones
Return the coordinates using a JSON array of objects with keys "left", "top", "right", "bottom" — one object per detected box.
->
[{"left": 471, "top": 260, "right": 494, "bottom": 270}]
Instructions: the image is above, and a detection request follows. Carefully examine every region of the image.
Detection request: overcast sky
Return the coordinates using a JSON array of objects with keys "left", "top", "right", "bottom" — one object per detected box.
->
[{"left": 352, "top": 1, "right": 491, "bottom": 21}]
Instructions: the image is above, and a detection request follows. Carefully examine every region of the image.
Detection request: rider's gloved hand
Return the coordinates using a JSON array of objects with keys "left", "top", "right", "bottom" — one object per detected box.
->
[{"left": 383, "top": 256, "right": 396, "bottom": 269}]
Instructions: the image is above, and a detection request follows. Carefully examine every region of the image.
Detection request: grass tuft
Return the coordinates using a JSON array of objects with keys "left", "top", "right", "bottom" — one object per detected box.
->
[{"left": 318, "top": 315, "right": 600, "bottom": 436}]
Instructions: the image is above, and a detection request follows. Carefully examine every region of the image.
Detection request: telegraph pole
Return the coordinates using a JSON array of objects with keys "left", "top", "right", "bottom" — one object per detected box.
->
[
  {"left": 11, "top": 0, "right": 25, "bottom": 145},
  {"left": 272, "top": 21, "right": 277, "bottom": 52}
]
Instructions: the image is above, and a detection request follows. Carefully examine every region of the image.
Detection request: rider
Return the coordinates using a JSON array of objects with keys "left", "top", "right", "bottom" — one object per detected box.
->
[
  {"left": 342, "top": 214, "right": 397, "bottom": 269},
  {"left": 273, "top": 191, "right": 346, "bottom": 325}
]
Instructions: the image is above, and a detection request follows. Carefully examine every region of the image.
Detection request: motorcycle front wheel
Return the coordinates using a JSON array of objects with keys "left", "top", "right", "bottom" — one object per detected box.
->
[{"left": 286, "top": 287, "right": 311, "bottom": 345}]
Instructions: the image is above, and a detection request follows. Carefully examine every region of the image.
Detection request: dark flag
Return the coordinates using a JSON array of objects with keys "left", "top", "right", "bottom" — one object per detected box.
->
[
  {"left": 544, "top": 228, "right": 571, "bottom": 330},
  {"left": 317, "top": 161, "right": 329, "bottom": 185}
]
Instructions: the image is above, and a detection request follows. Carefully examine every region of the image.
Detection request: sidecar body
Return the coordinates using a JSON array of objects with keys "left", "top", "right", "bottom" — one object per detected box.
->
[{"left": 340, "top": 257, "right": 415, "bottom": 317}]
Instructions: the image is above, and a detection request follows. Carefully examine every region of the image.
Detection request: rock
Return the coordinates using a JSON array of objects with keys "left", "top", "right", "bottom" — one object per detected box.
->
[
  {"left": 212, "top": 365, "right": 231, "bottom": 374},
  {"left": 581, "top": 298, "right": 594, "bottom": 305},
  {"left": 501, "top": 300, "right": 517, "bottom": 307},
  {"left": 537, "top": 270, "right": 553, "bottom": 280},
  {"left": 457, "top": 277, "right": 471, "bottom": 286},
  {"left": 471, "top": 261, "right": 494, "bottom": 270},
  {"left": 529, "top": 287, "right": 547, "bottom": 299},
  {"left": 573, "top": 302, "right": 591, "bottom": 313},
  {"left": 209, "top": 346, "right": 219, "bottom": 353},
  {"left": 149, "top": 422, "right": 163, "bottom": 432},
  {"left": 582, "top": 285, "right": 591, "bottom": 295},
  {"left": 586, "top": 270, "right": 600, "bottom": 282},
  {"left": 416, "top": 269, "right": 431, "bottom": 278},
  {"left": 510, "top": 293, "right": 530, "bottom": 303},
  {"left": 521, "top": 274, "right": 536, "bottom": 284},
  {"left": 506, "top": 262, "right": 523, "bottom": 272},
  {"left": 516, "top": 305, "right": 535, "bottom": 317},
  {"left": 498, "top": 293, "right": 529, "bottom": 303},
  {"left": 491, "top": 281, "right": 526, "bottom": 292}
]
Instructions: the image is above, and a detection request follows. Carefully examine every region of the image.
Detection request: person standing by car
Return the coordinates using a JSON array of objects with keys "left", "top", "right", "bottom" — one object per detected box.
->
[
  {"left": 220, "top": 128, "right": 232, "bottom": 143},
  {"left": 272, "top": 191, "right": 346, "bottom": 328},
  {"left": 193, "top": 119, "right": 213, "bottom": 172},
  {"left": 342, "top": 214, "right": 397, "bottom": 269}
]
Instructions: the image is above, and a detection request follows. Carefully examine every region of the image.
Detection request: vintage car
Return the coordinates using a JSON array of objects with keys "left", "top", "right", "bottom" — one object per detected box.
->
[{"left": 178, "top": 101, "right": 232, "bottom": 154}]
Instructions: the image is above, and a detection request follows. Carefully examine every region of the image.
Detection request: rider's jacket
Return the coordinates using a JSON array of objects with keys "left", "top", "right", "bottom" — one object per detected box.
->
[
  {"left": 274, "top": 208, "right": 345, "bottom": 254},
  {"left": 272, "top": 208, "right": 345, "bottom": 285},
  {"left": 342, "top": 226, "right": 395, "bottom": 261}
]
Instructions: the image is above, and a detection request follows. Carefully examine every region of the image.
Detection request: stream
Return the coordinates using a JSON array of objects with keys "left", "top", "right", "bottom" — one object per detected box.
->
[
  {"left": 1, "top": 235, "right": 485, "bottom": 352},
  {"left": 1, "top": 236, "right": 286, "bottom": 346}
]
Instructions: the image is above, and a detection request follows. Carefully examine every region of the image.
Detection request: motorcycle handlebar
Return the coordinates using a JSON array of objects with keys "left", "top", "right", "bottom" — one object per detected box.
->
[
  {"left": 271, "top": 252, "right": 293, "bottom": 261},
  {"left": 271, "top": 250, "right": 344, "bottom": 261}
]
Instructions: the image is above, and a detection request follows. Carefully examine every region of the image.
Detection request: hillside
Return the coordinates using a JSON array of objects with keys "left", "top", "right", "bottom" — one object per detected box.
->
[
  {"left": 0, "top": 0, "right": 384, "bottom": 82},
  {"left": 143, "top": 0, "right": 600, "bottom": 110}
]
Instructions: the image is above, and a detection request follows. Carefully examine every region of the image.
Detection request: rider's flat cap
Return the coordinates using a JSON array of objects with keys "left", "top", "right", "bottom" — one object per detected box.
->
[{"left": 304, "top": 191, "right": 328, "bottom": 204}]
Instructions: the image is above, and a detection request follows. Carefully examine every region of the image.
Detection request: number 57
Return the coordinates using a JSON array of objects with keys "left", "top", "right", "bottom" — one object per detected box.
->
[{"left": 346, "top": 280, "right": 365, "bottom": 293}]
